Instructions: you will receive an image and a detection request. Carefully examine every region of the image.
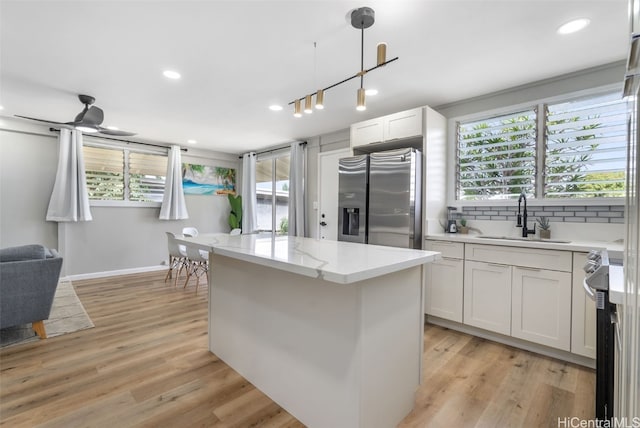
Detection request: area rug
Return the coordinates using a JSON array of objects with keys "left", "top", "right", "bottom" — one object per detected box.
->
[{"left": 0, "top": 280, "right": 94, "bottom": 348}]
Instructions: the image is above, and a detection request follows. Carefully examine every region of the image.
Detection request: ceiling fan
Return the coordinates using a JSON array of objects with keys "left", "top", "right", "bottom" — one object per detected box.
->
[{"left": 15, "top": 94, "right": 136, "bottom": 137}]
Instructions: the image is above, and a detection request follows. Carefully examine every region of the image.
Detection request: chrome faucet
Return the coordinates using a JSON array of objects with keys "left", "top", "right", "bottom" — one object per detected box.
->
[{"left": 516, "top": 192, "right": 536, "bottom": 238}]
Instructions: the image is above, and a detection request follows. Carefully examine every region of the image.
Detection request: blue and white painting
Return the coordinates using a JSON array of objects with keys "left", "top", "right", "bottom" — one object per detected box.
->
[{"left": 182, "top": 164, "right": 236, "bottom": 195}]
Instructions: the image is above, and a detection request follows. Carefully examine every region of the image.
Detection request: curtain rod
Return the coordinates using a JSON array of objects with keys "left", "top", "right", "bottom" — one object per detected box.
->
[
  {"left": 238, "top": 141, "right": 307, "bottom": 159},
  {"left": 48, "top": 127, "right": 188, "bottom": 152}
]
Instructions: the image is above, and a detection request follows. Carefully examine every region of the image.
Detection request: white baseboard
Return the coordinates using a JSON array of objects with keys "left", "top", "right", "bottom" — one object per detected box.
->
[{"left": 62, "top": 265, "right": 168, "bottom": 282}]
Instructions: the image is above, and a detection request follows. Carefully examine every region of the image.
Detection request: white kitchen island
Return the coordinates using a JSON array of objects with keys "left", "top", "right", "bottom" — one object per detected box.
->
[{"left": 175, "top": 233, "right": 440, "bottom": 428}]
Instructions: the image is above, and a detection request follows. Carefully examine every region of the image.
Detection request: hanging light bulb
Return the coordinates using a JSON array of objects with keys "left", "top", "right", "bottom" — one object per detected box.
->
[
  {"left": 294, "top": 99, "right": 302, "bottom": 117},
  {"left": 377, "top": 42, "right": 387, "bottom": 66},
  {"left": 356, "top": 88, "right": 366, "bottom": 111},
  {"left": 315, "top": 89, "right": 324, "bottom": 109},
  {"left": 304, "top": 95, "right": 313, "bottom": 114}
]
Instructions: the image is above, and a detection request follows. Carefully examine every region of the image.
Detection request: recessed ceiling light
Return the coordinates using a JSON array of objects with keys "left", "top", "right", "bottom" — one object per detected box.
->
[
  {"left": 0, "top": 105, "right": 4, "bottom": 110},
  {"left": 163, "top": 70, "right": 181, "bottom": 79},
  {"left": 187, "top": 139, "right": 197, "bottom": 144},
  {"left": 106, "top": 126, "right": 119, "bottom": 130},
  {"left": 269, "top": 105, "right": 283, "bottom": 111},
  {"left": 365, "top": 89, "right": 378, "bottom": 96},
  {"left": 557, "top": 18, "right": 590, "bottom": 35}
]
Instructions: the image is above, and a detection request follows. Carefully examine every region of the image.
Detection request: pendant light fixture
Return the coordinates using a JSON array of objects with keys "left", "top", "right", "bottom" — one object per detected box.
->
[
  {"left": 304, "top": 95, "right": 313, "bottom": 114},
  {"left": 293, "top": 99, "right": 302, "bottom": 118},
  {"left": 289, "top": 6, "right": 398, "bottom": 117},
  {"left": 315, "top": 89, "right": 325, "bottom": 109}
]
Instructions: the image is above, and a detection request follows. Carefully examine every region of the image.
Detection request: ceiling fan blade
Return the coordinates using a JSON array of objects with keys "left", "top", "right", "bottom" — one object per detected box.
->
[
  {"left": 72, "top": 105, "right": 104, "bottom": 125},
  {"left": 81, "top": 106, "right": 104, "bottom": 126},
  {"left": 14, "top": 115, "right": 68, "bottom": 126},
  {"left": 73, "top": 105, "right": 89, "bottom": 123},
  {"left": 96, "top": 127, "right": 137, "bottom": 137}
]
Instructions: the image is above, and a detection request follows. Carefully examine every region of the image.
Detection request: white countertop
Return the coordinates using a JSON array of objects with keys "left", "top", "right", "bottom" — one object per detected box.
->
[
  {"left": 176, "top": 234, "right": 441, "bottom": 285},
  {"left": 426, "top": 233, "right": 624, "bottom": 253}
]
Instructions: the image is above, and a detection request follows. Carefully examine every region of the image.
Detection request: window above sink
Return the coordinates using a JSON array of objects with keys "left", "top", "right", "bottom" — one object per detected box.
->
[{"left": 452, "top": 86, "right": 626, "bottom": 205}]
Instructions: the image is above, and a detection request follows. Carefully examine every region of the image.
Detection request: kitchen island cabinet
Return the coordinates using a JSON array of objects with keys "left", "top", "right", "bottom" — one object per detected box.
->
[{"left": 176, "top": 233, "right": 440, "bottom": 428}]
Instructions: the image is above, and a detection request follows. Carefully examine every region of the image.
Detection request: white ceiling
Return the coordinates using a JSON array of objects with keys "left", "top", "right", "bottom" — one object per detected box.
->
[{"left": 0, "top": 0, "right": 629, "bottom": 154}]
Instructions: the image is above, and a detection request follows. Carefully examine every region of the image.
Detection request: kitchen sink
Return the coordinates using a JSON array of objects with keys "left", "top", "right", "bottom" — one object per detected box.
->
[{"left": 477, "top": 235, "right": 572, "bottom": 244}]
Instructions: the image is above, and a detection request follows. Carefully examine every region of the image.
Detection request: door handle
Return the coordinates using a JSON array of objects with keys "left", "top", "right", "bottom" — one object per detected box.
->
[{"left": 320, "top": 221, "right": 327, "bottom": 226}]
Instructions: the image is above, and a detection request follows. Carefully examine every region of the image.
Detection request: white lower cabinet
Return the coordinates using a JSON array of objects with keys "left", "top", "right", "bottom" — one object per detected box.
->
[
  {"left": 425, "top": 257, "right": 463, "bottom": 322},
  {"left": 426, "top": 240, "right": 594, "bottom": 360},
  {"left": 463, "top": 260, "right": 512, "bottom": 336},
  {"left": 511, "top": 267, "right": 572, "bottom": 351},
  {"left": 424, "top": 240, "right": 464, "bottom": 322},
  {"left": 571, "top": 252, "right": 597, "bottom": 358}
]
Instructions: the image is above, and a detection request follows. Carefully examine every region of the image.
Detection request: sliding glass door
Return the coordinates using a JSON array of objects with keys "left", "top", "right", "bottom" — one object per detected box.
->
[{"left": 256, "top": 152, "right": 290, "bottom": 234}]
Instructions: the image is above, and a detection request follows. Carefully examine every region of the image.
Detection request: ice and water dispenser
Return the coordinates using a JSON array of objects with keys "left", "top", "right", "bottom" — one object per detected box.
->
[
  {"left": 337, "top": 155, "right": 368, "bottom": 244},
  {"left": 342, "top": 207, "right": 360, "bottom": 236}
]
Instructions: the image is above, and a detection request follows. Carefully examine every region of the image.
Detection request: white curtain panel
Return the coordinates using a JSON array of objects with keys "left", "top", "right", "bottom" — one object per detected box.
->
[
  {"left": 288, "top": 142, "right": 306, "bottom": 237},
  {"left": 241, "top": 152, "right": 257, "bottom": 233},
  {"left": 159, "top": 145, "right": 189, "bottom": 220},
  {"left": 46, "top": 128, "right": 92, "bottom": 222}
]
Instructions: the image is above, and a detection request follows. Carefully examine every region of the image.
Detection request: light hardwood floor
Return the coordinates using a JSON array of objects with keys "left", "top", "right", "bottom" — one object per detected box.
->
[{"left": 0, "top": 271, "right": 595, "bottom": 427}]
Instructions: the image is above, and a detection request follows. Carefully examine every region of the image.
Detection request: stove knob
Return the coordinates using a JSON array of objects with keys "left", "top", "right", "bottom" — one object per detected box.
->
[
  {"left": 587, "top": 250, "right": 601, "bottom": 261},
  {"left": 583, "top": 260, "right": 598, "bottom": 273}
]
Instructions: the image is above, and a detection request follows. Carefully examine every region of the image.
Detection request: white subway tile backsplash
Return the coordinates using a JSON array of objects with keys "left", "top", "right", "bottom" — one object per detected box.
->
[{"left": 457, "top": 205, "right": 623, "bottom": 224}]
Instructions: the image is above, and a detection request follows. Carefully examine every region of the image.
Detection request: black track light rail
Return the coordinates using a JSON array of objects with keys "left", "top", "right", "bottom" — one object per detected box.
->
[{"left": 287, "top": 56, "right": 399, "bottom": 106}]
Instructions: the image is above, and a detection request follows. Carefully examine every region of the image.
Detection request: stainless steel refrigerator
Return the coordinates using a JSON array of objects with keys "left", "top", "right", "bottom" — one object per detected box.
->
[{"left": 337, "top": 148, "right": 422, "bottom": 249}]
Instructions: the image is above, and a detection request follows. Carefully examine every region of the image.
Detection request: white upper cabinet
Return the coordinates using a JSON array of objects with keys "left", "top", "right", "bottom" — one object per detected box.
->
[
  {"left": 350, "top": 118, "right": 384, "bottom": 146},
  {"left": 351, "top": 107, "right": 423, "bottom": 148},
  {"left": 384, "top": 108, "right": 423, "bottom": 141}
]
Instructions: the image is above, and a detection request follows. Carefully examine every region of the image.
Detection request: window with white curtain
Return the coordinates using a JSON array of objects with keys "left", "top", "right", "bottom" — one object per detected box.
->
[
  {"left": 83, "top": 145, "right": 167, "bottom": 204},
  {"left": 455, "top": 89, "right": 627, "bottom": 201},
  {"left": 255, "top": 152, "right": 290, "bottom": 233}
]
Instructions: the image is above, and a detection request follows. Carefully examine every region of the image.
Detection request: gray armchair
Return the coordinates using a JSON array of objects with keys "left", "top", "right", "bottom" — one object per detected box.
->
[{"left": 0, "top": 244, "right": 63, "bottom": 339}]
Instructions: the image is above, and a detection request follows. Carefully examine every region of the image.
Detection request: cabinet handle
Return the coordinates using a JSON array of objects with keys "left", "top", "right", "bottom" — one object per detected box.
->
[
  {"left": 518, "top": 266, "right": 541, "bottom": 272},
  {"left": 441, "top": 256, "right": 461, "bottom": 261},
  {"left": 487, "top": 263, "right": 507, "bottom": 268}
]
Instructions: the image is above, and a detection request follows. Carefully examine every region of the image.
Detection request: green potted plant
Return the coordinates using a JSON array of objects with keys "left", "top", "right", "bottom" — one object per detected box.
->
[
  {"left": 537, "top": 216, "right": 551, "bottom": 239},
  {"left": 458, "top": 218, "right": 469, "bottom": 234},
  {"left": 228, "top": 194, "right": 242, "bottom": 232}
]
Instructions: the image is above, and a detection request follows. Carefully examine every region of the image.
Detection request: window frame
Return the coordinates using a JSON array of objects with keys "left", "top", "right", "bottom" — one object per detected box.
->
[
  {"left": 447, "top": 83, "right": 625, "bottom": 207},
  {"left": 83, "top": 140, "right": 168, "bottom": 208}
]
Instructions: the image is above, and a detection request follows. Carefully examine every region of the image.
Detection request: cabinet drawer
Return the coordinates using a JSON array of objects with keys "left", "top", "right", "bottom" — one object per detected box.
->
[
  {"left": 465, "top": 243, "right": 572, "bottom": 272},
  {"left": 425, "top": 240, "right": 464, "bottom": 259}
]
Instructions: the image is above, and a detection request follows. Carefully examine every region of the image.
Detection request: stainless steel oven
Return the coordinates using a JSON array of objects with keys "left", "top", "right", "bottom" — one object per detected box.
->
[{"left": 583, "top": 249, "right": 622, "bottom": 423}]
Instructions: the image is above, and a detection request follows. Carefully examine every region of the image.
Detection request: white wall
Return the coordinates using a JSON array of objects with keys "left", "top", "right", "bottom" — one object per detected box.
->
[
  {"left": 0, "top": 118, "right": 240, "bottom": 277},
  {"left": 435, "top": 61, "right": 624, "bottom": 119},
  {"left": 0, "top": 124, "right": 58, "bottom": 249}
]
